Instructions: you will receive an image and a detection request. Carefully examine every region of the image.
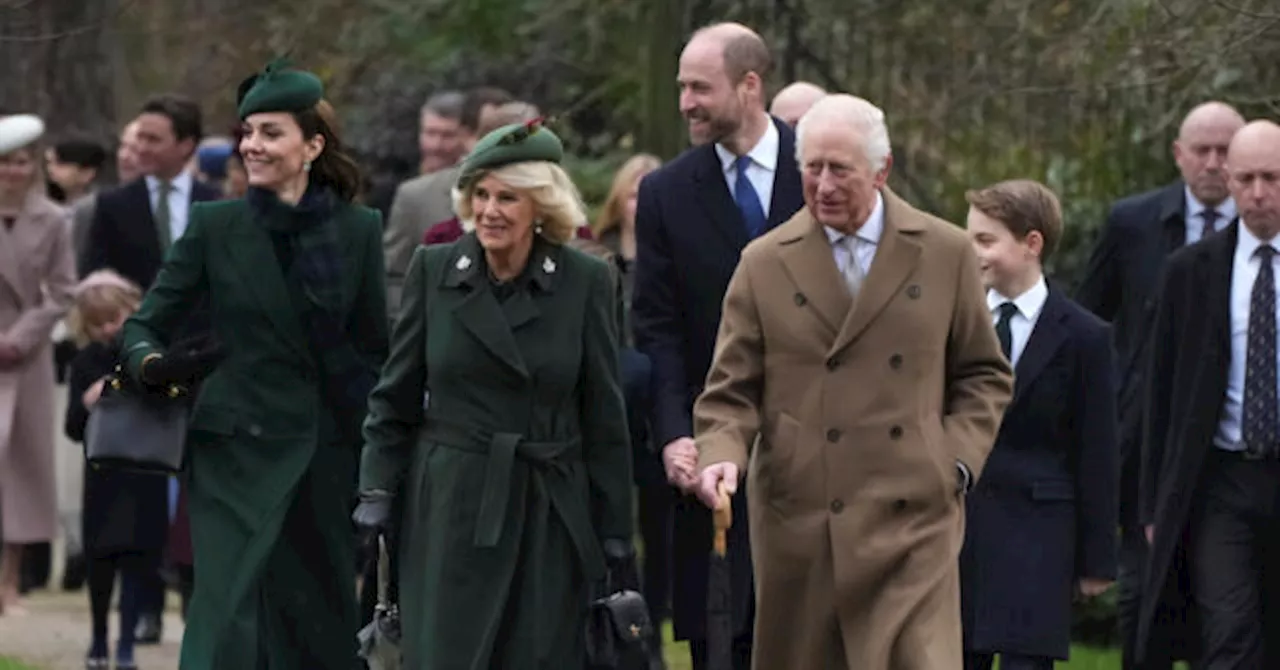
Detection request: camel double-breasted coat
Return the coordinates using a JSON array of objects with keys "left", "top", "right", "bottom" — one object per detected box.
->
[
  {"left": 695, "top": 190, "right": 1013, "bottom": 670},
  {"left": 0, "top": 191, "right": 76, "bottom": 543}
]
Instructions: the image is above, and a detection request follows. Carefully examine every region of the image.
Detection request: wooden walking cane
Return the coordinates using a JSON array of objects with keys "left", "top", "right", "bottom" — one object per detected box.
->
[{"left": 707, "top": 480, "right": 734, "bottom": 670}]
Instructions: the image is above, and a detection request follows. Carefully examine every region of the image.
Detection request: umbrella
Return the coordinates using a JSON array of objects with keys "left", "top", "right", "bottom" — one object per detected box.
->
[
  {"left": 706, "top": 481, "right": 734, "bottom": 670},
  {"left": 357, "top": 535, "right": 401, "bottom": 670}
]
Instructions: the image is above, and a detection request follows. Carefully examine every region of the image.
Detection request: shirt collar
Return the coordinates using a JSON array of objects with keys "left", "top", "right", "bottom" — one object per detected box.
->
[
  {"left": 1235, "top": 219, "right": 1279, "bottom": 260},
  {"left": 822, "top": 191, "right": 886, "bottom": 247},
  {"left": 714, "top": 113, "right": 779, "bottom": 175},
  {"left": 987, "top": 274, "right": 1049, "bottom": 321},
  {"left": 146, "top": 171, "right": 192, "bottom": 196},
  {"left": 1184, "top": 186, "right": 1237, "bottom": 222}
]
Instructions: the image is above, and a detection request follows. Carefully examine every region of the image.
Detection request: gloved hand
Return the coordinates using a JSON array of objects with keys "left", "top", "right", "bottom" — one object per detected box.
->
[
  {"left": 352, "top": 489, "right": 394, "bottom": 544},
  {"left": 141, "top": 334, "right": 227, "bottom": 388},
  {"left": 602, "top": 538, "right": 639, "bottom": 592}
]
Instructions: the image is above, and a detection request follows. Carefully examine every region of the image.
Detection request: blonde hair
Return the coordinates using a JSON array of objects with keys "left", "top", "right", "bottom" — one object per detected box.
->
[
  {"left": 66, "top": 270, "right": 142, "bottom": 346},
  {"left": 592, "top": 153, "right": 661, "bottom": 238},
  {"left": 452, "top": 160, "right": 588, "bottom": 244}
]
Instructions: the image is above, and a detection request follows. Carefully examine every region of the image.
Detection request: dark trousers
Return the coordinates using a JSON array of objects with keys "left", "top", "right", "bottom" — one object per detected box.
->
[
  {"left": 637, "top": 481, "right": 674, "bottom": 624},
  {"left": 689, "top": 633, "right": 752, "bottom": 670},
  {"left": 964, "top": 652, "right": 1053, "bottom": 670},
  {"left": 1188, "top": 449, "right": 1280, "bottom": 669}
]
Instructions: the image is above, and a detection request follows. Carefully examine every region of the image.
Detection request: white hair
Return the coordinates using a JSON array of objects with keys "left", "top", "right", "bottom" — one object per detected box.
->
[
  {"left": 794, "top": 94, "right": 891, "bottom": 172},
  {"left": 452, "top": 160, "right": 588, "bottom": 244}
]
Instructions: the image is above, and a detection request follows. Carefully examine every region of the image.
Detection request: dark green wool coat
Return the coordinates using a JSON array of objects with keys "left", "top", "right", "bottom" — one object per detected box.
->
[
  {"left": 121, "top": 198, "right": 389, "bottom": 670},
  {"left": 359, "top": 232, "right": 633, "bottom": 669}
]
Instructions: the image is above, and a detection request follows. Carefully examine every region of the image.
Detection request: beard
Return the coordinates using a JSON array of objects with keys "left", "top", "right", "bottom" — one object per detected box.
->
[{"left": 686, "top": 102, "right": 743, "bottom": 146}]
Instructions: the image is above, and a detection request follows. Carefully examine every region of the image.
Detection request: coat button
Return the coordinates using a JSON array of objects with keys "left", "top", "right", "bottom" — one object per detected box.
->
[
  {"left": 830, "top": 499, "right": 844, "bottom": 513},
  {"left": 893, "top": 499, "right": 907, "bottom": 512},
  {"left": 794, "top": 293, "right": 807, "bottom": 306},
  {"left": 248, "top": 424, "right": 263, "bottom": 437},
  {"left": 826, "top": 357, "right": 840, "bottom": 371},
  {"left": 889, "top": 425, "right": 903, "bottom": 440},
  {"left": 826, "top": 428, "right": 841, "bottom": 443},
  {"left": 889, "top": 354, "right": 903, "bottom": 369},
  {"left": 907, "top": 285, "right": 921, "bottom": 299}
]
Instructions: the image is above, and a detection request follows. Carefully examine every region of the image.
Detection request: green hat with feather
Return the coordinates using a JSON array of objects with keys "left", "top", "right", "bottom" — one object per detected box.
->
[
  {"left": 457, "top": 118, "right": 563, "bottom": 188},
  {"left": 236, "top": 57, "right": 324, "bottom": 119}
]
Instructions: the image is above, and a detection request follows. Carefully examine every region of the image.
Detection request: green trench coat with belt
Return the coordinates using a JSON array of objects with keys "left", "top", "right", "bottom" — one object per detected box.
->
[
  {"left": 360, "top": 232, "right": 633, "bottom": 669},
  {"left": 120, "top": 198, "right": 389, "bottom": 670}
]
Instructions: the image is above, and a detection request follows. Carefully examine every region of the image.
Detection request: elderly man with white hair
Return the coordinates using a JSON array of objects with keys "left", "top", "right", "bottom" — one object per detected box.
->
[
  {"left": 692, "top": 94, "right": 1013, "bottom": 669},
  {"left": 770, "top": 81, "right": 826, "bottom": 127}
]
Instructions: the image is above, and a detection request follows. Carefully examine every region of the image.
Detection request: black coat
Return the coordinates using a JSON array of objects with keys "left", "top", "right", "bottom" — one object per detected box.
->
[
  {"left": 631, "top": 117, "right": 804, "bottom": 641},
  {"left": 1075, "top": 181, "right": 1189, "bottom": 529},
  {"left": 65, "top": 341, "right": 169, "bottom": 558},
  {"left": 960, "top": 288, "right": 1119, "bottom": 659},
  {"left": 81, "top": 177, "right": 222, "bottom": 287},
  {"left": 1135, "top": 221, "right": 1241, "bottom": 663}
]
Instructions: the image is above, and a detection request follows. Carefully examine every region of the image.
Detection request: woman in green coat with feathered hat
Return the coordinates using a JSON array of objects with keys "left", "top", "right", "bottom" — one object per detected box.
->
[
  {"left": 353, "top": 120, "right": 635, "bottom": 668},
  {"left": 119, "top": 61, "right": 388, "bottom": 669}
]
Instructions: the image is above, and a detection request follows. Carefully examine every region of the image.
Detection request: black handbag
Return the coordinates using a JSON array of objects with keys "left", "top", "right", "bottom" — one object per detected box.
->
[
  {"left": 84, "top": 366, "right": 190, "bottom": 474},
  {"left": 585, "top": 564, "right": 654, "bottom": 669}
]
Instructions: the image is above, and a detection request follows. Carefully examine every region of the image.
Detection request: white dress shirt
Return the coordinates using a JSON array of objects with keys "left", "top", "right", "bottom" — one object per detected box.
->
[
  {"left": 822, "top": 192, "right": 885, "bottom": 281},
  {"left": 1215, "top": 222, "right": 1280, "bottom": 451},
  {"left": 146, "top": 171, "right": 194, "bottom": 243},
  {"left": 715, "top": 115, "right": 778, "bottom": 218},
  {"left": 1184, "top": 188, "right": 1236, "bottom": 245},
  {"left": 987, "top": 275, "right": 1049, "bottom": 368}
]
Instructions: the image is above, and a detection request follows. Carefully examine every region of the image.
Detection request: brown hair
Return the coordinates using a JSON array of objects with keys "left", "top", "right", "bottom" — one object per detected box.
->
[
  {"left": 965, "top": 179, "right": 1064, "bottom": 262},
  {"left": 592, "top": 154, "right": 661, "bottom": 237},
  {"left": 67, "top": 271, "right": 143, "bottom": 346},
  {"left": 292, "top": 100, "right": 363, "bottom": 202}
]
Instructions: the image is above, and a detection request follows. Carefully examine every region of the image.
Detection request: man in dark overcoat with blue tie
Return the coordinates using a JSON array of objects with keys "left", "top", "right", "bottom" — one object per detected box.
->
[{"left": 631, "top": 21, "right": 805, "bottom": 670}]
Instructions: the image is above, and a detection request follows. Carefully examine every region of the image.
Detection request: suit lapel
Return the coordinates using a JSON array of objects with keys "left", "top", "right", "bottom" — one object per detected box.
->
[
  {"left": 224, "top": 211, "right": 312, "bottom": 361},
  {"left": 776, "top": 212, "right": 849, "bottom": 335},
  {"left": 1009, "top": 289, "right": 1069, "bottom": 409},
  {"left": 442, "top": 234, "right": 558, "bottom": 380},
  {"left": 1158, "top": 181, "right": 1188, "bottom": 253},
  {"left": 1200, "top": 221, "right": 1237, "bottom": 372},
  {"left": 830, "top": 190, "right": 923, "bottom": 356},
  {"left": 767, "top": 117, "right": 802, "bottom": 230},
  {"left": 125, "top": 179, "right": 162, "bottom": 258},
  {"left": 691, "top": 145, "right": 750, "bottom": 251}
]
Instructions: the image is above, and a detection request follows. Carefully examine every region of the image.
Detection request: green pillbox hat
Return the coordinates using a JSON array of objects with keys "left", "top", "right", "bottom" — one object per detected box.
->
[
  {"left": 457, "top": 119, "right": 563, "bottom": 188},
  {"left": 236, "top": 58, "right": 324, "bottom": 119}
]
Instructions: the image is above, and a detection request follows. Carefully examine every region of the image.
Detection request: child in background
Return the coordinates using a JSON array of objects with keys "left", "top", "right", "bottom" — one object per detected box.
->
[{"left": 64, "top": 270, "right": 169, "bottom": 670}]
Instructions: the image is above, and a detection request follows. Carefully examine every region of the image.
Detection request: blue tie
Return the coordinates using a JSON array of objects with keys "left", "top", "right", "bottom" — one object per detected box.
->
[{"left": 734, "top": 155, "right": 767, "bottom": 239}]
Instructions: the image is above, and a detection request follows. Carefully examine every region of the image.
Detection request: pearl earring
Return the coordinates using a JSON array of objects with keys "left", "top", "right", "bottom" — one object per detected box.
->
[{"left": 303, "top": 160, "right": 312, "bottom": 172}]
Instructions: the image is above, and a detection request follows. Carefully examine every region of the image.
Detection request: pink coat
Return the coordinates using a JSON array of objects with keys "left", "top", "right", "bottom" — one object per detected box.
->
[{"left": 0, "top": 191, "right": 75, "bottom": 543}]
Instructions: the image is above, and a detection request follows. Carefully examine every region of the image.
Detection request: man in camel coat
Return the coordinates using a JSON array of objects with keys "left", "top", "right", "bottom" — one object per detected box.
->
[{"left": 693, "top": 94, "right": 1013, "bottom": 669}]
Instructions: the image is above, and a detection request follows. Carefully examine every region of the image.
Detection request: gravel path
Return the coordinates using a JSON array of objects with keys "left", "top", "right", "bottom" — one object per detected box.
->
[{"left": 0, "top": 590, "right": 183, "bottom": 670}]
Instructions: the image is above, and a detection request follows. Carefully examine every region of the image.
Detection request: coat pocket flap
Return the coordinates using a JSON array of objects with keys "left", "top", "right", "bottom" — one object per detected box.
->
[
  {"left": 189, "top": 405, "right": 238, "bottom": 437},
  {"left": 1030, "top": 480, "right": 1075, "bottom": 501}
]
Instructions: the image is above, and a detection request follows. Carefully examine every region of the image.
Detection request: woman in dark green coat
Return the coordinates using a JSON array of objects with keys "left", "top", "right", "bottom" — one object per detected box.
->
[
  {"left": 119, "top": 61, "right": 388, "bottom": 669},
  {"left": 354, "top": 121, "right": 634, "bottom": 669}
]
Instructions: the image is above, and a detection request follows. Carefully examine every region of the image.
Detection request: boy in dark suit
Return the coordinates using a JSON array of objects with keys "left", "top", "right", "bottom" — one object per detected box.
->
[{"left": 960, "top": 179, "right": 1120, "bottom": 670}]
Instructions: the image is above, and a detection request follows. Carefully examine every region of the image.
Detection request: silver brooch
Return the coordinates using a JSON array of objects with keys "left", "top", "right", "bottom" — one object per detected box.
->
[
  {"left": 542, "top": 257, "right": 556, "bottom": 274},
  {"left": 456, "top": 255, "right": 472, "bottom": 271}
]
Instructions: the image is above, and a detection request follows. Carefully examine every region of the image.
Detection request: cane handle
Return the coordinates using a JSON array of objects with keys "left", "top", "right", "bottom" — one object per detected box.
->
[{"left": 712, "top": 480, "right": 732, "bottom": 556}]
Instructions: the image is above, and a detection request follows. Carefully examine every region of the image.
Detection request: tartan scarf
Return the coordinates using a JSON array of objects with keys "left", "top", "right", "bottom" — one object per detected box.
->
[{"left": 247, "top": 184, "right": 377, "bottom": 442}]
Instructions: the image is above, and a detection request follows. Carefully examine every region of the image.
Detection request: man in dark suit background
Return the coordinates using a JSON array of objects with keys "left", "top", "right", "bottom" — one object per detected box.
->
[
  {"left": 83, "top": 94, "right": 221, "bottom": 289},
  {"left": 1074, "top": 100, "right": 1244, "bottom": 669},
  {"left": 1139, "top": 120, "right": 1280, "bottom": 668},
  {"left": 631, "top": 21, "right": 805, "bottom": 670},
  {"left": 80, "top": 93, "right": 221, "bottom": 644}
]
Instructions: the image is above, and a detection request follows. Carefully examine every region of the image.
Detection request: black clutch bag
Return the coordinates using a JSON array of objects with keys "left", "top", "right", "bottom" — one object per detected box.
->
[
  {"left": 84, "top": 366, "right": 190, "bottom": 474},
  {"left": 585, "top": 562, "right": 653, "bottom": 669}
]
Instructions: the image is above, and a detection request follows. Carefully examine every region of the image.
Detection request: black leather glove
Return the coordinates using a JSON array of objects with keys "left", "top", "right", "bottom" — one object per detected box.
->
[
  {"left": 352, "top": 490, "right": 394, "bottom": 544},
  {"left": 602, "top": 538, "right": 639, "bottom": 593},
  {"left": 141, "top": 334, "right": 227, "bottom": 388}
]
